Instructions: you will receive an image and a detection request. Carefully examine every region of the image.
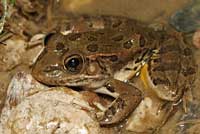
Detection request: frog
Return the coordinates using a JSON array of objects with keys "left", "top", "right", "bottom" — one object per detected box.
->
[{"left": 32, "top": 15, "right": 196, "bottom": 126}]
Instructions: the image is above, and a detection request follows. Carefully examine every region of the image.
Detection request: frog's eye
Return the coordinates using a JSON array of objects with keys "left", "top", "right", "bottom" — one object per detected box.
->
[{"left": 64, "top": 55, "right": 83, "bottom": 73}]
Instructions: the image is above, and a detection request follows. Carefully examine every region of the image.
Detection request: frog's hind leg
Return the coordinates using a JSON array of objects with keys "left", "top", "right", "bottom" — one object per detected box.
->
[{"left": 95, "top": 79, "right": 142, "bottom": 125}]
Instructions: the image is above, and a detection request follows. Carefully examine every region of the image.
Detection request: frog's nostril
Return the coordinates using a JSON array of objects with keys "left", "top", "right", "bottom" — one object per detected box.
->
[{"left": 56, "top": 42, "right": 65, "bottom": 51}]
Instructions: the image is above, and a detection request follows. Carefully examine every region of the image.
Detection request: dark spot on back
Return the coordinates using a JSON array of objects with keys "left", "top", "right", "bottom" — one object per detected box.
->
[
  {"left": 153, "top": 58, "right": 161, "bottom": 63},
  {"left": 183, "top": 48, "right": 192, "bottom": 56},
  {"left": 112, "top": 20, "right": 122, "bottom": 28},
  {"left": 139, "top": 35, "right": 145, "bottom": 47},
  {"left": 153, "top": 63, "right": 180, "bottom": 72},
  {"left": 111, "top": 34, "right": 124, "bottom": 42},
  {"left": 159, "top": 44, "right": 180, "bottom": 54},
  {"left": 88, "top": 36, "right": 98, "bottom": 41},
  {"left": 68, "top": 33, "right": 81, "bottom": 41},
  {"left": 109, "top": 55, "right": 118, "bottom": 62},
  {"left": 153, "top": 78, "right": 170, "bottom": 85},
  {"left": 123, "top": 40, "right": 133, "bottom": 49},
  {"left": 87, "top": 44, "right": 98, "bottom": 52}
]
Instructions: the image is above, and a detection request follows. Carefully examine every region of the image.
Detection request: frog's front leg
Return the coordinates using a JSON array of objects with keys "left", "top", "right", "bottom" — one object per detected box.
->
[{"left": 95, "top": 79, "right": 142, "bottom": 125}]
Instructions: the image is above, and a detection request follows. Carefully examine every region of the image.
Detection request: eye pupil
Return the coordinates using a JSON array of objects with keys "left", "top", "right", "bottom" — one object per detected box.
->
[{"left": 68, "top": 58, "right": 79, "bottom": 68}]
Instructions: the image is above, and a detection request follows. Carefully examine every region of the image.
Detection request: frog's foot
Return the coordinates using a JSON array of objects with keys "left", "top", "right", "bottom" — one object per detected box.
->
[
  {"left": 95, "top": 79, "right": 142, "bottom": 125},
  {"left": 182, "top": 88, "right": 193, "bottom": 113},
  {"left": 156, "top": 99, "right": 182, "bottom": 131}
]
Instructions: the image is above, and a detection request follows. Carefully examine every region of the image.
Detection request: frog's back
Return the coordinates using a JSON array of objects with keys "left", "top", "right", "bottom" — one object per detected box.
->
[{"left": 90, "top": 16, "right": 197, "bottom": 101}]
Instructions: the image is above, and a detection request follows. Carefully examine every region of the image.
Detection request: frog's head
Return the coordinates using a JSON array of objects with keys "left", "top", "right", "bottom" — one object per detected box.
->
[{"left": 32, "top": 33, "right": 110, "bottom": 88}]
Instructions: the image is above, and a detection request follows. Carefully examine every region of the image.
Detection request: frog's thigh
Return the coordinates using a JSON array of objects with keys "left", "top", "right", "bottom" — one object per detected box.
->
[
  {"left": 140, "top": 62, "right": 182, "bottom": 101},
  {"left": 98, "top": 79, "right": 142, "bottom": 125}
]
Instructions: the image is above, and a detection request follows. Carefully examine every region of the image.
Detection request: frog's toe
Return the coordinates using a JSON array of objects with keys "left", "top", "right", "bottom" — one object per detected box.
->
[{"left": 99, "top": 97, "right": 128, "bottom": 125}]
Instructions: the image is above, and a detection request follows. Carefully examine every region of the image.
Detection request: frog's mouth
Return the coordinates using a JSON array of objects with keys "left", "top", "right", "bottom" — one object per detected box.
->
[
  {"left": 56, "top": 74, "right": 109, "bottom": 88},
  {"left": 34, "top": 71, "right": 110, "bottom": 89}
]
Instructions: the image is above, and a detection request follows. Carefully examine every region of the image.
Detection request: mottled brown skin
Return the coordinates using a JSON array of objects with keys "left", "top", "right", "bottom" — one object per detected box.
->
[
  {"left": 147, "top": 37, "right": 196, "bottom": 102},
  {"left": 32, "top": 16, "right": 196, "bottom": 125}
]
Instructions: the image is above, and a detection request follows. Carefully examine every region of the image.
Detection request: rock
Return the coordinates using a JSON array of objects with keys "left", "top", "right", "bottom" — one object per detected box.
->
[
  {"left": 170, "top": 0, "right": 200, "bottom": 33},
  {"left": 126, "top": 97, "right": 168, "bottom": 133},
  {"left": 0, "top": 72, "right": 112, "bottom": 134}
]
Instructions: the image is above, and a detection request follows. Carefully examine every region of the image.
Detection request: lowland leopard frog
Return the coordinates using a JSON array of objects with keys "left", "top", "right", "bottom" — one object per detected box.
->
[{"left": 32, "top": 15, "right": 196, "bottom": 125}]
